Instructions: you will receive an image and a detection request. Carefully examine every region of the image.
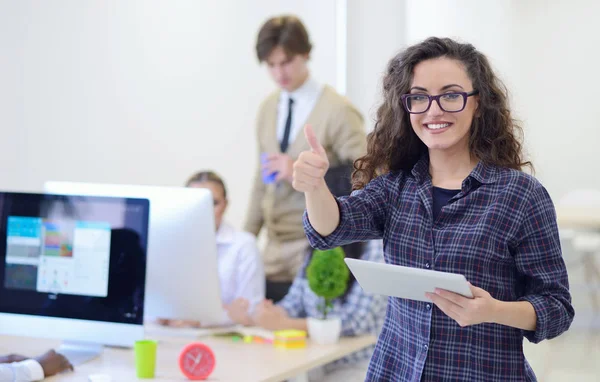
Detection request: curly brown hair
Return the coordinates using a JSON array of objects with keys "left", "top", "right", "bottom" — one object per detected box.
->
[{"left": 353, "top": 37, "right": 531, "bottom": 190}]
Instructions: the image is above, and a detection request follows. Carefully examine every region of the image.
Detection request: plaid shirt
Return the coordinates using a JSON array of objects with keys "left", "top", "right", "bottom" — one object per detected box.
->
[
  {"left": 278, "top": 240, "right": 387, "bottom": 372},
  {"left": 304, "top": 157, "right": 574, "bottom": 381}
]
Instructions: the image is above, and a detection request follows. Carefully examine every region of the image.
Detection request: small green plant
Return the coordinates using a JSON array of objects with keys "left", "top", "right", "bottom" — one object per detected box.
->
[{"left": 306, "top": 247, "right": 349, "bottom": 319}]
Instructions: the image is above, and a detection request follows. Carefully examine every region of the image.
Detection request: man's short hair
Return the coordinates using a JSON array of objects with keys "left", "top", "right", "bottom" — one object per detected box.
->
[{"left": 256, "top": 15, "right": 312, "bottom": 62}]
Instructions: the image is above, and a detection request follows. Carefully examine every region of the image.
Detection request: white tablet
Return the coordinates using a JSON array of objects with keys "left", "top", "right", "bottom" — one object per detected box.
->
[{"left": 345, "top": 258, "right": 473, "bottom": 302}]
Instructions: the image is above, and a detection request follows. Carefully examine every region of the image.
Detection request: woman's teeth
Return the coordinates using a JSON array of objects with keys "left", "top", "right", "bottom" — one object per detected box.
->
[{"left": 426, "top": 123, "right": 450, "bottom": 130}]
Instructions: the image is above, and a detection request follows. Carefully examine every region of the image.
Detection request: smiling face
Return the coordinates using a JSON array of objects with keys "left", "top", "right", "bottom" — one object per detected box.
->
[{"left": 408, "top": 57, "right": 479, "bottom": 155}]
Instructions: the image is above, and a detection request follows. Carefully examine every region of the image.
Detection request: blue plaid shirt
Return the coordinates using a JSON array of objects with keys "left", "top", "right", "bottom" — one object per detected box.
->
[
  {"left": 278, "top": 240, "right": 387, "bottom": 372},
  {"left": 304, "top": 157, "right": 574, "bottom": 381}
]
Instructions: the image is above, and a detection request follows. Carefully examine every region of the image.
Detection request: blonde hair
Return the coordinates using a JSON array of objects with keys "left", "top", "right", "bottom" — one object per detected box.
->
[{"left": 185, "top": 171, "right": 227, "bottom": 199}]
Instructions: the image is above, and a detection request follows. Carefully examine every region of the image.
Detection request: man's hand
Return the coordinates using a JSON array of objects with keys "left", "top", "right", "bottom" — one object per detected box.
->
[
  {"left": 263, "top": 153, "right": 295, "bottom": 183},
  {"left": 34, "top": 350, "right": 73, "bottom": 377}
]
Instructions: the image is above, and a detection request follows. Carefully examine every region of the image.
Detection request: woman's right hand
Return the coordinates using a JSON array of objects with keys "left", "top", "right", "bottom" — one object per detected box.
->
[
  {"left": 292, "top": 125, "right": 330, "bottom": 193},
  {"left": 293, "top": 124, "right": 340, "bottom": 237},
  {"left": 225, "top": 298, "right": 252, "bottom": 326},
  {"left": 156, "top": 318, "right": 201, "bottom": 328}
]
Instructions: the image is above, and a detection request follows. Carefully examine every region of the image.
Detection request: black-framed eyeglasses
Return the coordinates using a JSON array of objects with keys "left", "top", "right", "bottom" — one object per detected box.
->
[{"left": 400, "top": 90, "right": 479, "bottom": 114}]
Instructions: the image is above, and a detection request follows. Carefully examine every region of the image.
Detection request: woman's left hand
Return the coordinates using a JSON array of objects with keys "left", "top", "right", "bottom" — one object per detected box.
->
[{"left": 426, "top": 283, "right": 498, "bottom": 327}]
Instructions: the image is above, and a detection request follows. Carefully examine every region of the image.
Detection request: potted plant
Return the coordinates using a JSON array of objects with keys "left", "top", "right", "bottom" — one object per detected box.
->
[{"left": 305, "top": 246, "right": 349, "bottom": 345}]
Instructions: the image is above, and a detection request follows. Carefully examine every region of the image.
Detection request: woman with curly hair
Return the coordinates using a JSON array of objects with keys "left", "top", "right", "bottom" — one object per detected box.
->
[{"left": 292, "top": 37, "right": 574, "bottom": 381}]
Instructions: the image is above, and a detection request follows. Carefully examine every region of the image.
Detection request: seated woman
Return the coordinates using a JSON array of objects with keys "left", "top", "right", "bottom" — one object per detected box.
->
[
  {"left": 159, "top": 170, "right": 265, "bottom": 327},
  {"left": 229, "top": 240, "right": 386, "bottom": 381}
]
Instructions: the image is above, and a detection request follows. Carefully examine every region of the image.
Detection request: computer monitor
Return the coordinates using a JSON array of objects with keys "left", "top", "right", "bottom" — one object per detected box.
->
[
  {"left": 0, "top": 191, "right": 149, "bottom": 361},
  {"left": 43, "top": 181, "right": 225, "bottom": 327}
]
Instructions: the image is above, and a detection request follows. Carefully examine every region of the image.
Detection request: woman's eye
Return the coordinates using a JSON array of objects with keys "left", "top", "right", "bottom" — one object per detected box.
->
[
  {"left": 411, "top": 95, "right": 428, "bottom": 102},
  {"left": 442, "top": 93, "right": 461, "bottom": 101}
]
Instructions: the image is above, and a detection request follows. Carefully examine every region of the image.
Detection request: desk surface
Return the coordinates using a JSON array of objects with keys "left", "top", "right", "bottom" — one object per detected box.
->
[{"left": 0, "top": 332, "right": 376, "bottom": 382}]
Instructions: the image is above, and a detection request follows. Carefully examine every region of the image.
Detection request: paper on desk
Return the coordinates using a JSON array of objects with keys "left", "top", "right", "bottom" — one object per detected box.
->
[
  {"left": 144, "top": 323, "right": 274, "bottom": 340},
  {"left": 144, "top": 324, "right": 214, "bottom": 338},
  {"left": 211, "top": 325, "right": 275, "bottom": 340}
]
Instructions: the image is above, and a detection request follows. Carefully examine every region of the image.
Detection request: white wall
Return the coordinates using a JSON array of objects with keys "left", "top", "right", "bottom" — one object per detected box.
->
[
  {"left": 510, "top": 0, "right": 600, "bottom": 200},
  {"left": 346, "top": 0, "right": 406, "bottom": 131},
  {"left": 0, "top": 0, "right": 340, "bottom": 229}
]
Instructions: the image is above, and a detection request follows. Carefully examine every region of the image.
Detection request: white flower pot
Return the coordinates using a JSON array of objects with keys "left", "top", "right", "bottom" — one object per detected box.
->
[{"left": 307, "top": 316, "right": 342, "bottom": 345}]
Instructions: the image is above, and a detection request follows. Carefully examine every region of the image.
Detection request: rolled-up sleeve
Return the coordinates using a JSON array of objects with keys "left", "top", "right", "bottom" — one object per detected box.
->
[
  {"left": 0, "top": 359, "right": 45, "bottom": 382},
  {"left": 515, "top": 185, "right": 575, "bottom": 343},
  {"left": 303, "top": 174, "right": 390, "bottom": 250}
]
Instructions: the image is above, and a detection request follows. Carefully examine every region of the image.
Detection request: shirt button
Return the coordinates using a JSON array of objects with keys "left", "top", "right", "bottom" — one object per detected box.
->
[
  {"left": 424, "top": 344, "right": 429, "bottom": 351},
  {"left": 425, "top": 262, "right": 431, "bottom": 269},
  {"left": 426, "top": 304, "right": 431, "bottom": 311}
]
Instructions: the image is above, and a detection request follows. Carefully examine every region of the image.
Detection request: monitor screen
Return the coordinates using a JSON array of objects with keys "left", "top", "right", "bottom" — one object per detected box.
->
[
  {"left": 44, "top": 181, "right": 225, "bottom": 324},
  {"left": 0, "top": 192, "right": 149, "bottom": 325}
]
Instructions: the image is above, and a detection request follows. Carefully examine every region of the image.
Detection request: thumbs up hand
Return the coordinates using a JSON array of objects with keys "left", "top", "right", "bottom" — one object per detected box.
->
[{"left": 292, "top": 125, "right": 330, "bottom": 193}]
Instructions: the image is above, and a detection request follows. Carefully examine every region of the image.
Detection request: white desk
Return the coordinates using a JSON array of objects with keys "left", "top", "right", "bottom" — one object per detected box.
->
[{"left": 0, "top": 333, "right": 376, "bottom": 382}]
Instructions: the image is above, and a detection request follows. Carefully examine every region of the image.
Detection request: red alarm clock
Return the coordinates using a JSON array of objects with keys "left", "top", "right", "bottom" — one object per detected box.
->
[{"left": 178, "top": 342, "right": 216, "bottom": 380}]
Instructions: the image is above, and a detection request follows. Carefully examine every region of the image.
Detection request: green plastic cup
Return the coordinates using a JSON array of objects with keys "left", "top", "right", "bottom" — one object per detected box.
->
[{"left": 135, "top": 340, "right": 157, "bottom": 378}]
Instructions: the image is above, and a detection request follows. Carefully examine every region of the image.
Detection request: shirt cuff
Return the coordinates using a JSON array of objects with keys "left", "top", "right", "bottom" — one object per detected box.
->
[
  {"left": 21, "top": 359, "right": 45, "bottom": 381},
  {"left": 518, "top": 295, "right": 547, "bottom": 343},
  {"left": 302, "top": 198, "right": 348, "bottom": 249}
]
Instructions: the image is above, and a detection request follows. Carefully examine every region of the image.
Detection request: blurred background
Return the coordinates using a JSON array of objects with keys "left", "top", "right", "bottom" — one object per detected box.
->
[{"left": 0, "top": 1, "right": 598, "bottom": 379}]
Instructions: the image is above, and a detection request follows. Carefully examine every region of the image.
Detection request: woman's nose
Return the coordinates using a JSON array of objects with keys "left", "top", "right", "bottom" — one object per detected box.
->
[{"left": 427, "top": 98, "right": 444, "bottom": 116}]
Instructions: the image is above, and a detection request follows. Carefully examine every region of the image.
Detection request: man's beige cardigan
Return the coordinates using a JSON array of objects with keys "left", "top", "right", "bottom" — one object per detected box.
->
[{"left": 245, "top": 85, "right": 367, "bottom": 281}]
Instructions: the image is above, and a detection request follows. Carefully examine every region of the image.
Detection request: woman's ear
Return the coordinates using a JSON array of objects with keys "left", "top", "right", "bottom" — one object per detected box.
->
[{"left": 473, "top": 96, "right": 481, "bottom": 118}]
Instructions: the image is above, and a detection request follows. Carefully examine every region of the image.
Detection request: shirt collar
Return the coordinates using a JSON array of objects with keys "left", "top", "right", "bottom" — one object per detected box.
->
[
  {"left": 281, "top": 77, "right": 320, "bottom": 104},
  {"left": 411, "top": 154, "right": 498, "bottom": 186},
  {"left": 410, "top": 154, "right": 430, "bottom": 183},
  {"left": 468, "top": 160, "right": 498, "bottom": 185},
  {"left": 215, "top": 221, "right": 235, "bottom": 245}
]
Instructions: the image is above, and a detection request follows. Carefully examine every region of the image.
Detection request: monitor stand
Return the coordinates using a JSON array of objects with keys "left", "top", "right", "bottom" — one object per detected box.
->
[{"left": 57, "top": 341, "right": 104, "bottom": 366}]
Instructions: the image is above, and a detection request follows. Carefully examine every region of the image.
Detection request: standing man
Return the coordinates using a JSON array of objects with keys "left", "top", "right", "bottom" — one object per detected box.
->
[{"left": 245, "top": 15, "right": 366, "bottom": 302}]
